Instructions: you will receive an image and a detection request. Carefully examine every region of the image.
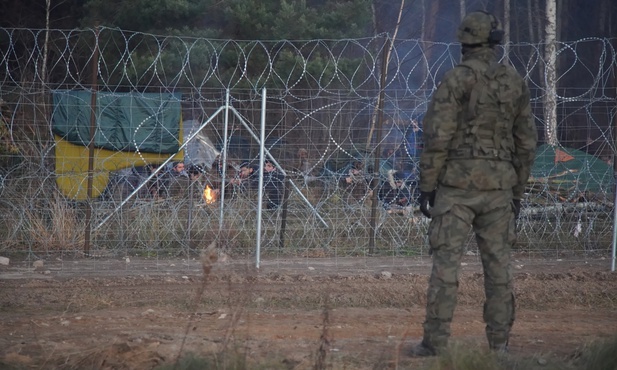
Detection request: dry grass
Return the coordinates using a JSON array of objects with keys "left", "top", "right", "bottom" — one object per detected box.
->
[
  {"left": 155, "top": 336, "right": 617, "bottom": 370},
  {"left": 24, "top": 194, "right": 85, "bottom": 253},
  {"left": 1, "top": 170, "right": 612, "bottom": 257},
  {"left": 423, "top": 343, "right": 505, "bottom": 370},
  {"left": 414, "top": 336, "right": 617, "bottom": 370},
  {"left": 174, "top": 241, "right": 219, "bottom": 367},
  {"left": 576, "top": 335, "right": 617, "bottom": 370}
]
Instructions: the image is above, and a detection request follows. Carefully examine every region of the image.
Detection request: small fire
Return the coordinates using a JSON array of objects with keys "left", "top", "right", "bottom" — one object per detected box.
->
[{"left": 203, "top": 185, "right": 215, "bottom": 204}]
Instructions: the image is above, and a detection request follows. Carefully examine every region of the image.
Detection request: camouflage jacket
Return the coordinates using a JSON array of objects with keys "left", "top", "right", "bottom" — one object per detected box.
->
[{"left": 419, "top": 47, "right": 537, "bottom": 199}]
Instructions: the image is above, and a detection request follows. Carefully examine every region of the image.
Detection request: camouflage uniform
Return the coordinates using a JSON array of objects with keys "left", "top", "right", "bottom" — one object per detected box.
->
[{"left": 417, "top": 12, "right": 538, "bottom": 353}]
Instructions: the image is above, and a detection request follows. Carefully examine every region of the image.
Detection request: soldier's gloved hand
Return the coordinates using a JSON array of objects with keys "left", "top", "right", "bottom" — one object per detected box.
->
[
  {"left": 512, "top": 199, "right": 522, "bottom": 219},
  {"left": 419, "top": 190, "right": 436, "bottom": 218}
]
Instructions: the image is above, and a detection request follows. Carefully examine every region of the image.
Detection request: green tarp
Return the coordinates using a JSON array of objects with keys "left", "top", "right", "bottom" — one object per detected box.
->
[
  {"left": 530, "top": 144, "right": 614, "bottom": 196},
  {"left": 52, "top": 91, "right": 182, "bottom": 154}
]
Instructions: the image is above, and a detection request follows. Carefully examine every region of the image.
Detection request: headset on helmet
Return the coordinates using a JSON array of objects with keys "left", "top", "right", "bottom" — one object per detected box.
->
[
  {"left": 484, "top": 11, "right": 504, "bottom": 45},
  {"left": 458, "top": 11, "right": 504, "bottom": 46}
]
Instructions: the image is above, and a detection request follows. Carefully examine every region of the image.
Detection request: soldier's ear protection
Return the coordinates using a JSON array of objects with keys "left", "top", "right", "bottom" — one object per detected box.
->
[{"left": 480, "top": 10, "right": 504, "bottom": 44}]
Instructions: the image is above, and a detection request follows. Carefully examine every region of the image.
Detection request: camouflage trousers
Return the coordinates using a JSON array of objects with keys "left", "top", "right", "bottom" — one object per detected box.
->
[{"left": 422, "top": 186, "right": 516, "bottom": 351}]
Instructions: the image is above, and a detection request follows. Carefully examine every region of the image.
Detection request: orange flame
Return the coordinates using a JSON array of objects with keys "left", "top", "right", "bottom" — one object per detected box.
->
[{"left": 203, "top": 185, "right": 215, "bottom": 204}]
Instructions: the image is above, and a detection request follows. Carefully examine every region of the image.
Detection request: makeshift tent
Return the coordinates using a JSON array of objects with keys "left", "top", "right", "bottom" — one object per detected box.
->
[
  {"left": 54, "top": 137, "right": 184, "bottom": 200},
  {"left": 52, "top": 91, "right": 182, "bottom": 153},
  {"left": 52, "top": 91, "right": 184, "bottom": 200},
  {"left": 529, "top": 144, "right": 614, "bottom": 200},
  {"left": 182, "top": 119, "right": 219, "bottom": 168}
]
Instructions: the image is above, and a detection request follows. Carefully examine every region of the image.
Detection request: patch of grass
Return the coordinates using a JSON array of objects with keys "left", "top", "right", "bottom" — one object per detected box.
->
[
  {"left": 158, "top": 341, "right": 616, "bottom": 370},
  {"left": 156, "top": 351, "right": 288, "bottom": 370},
  {"left": 576, "top": 335, "right": 617, "bottom": 370},
  {"left": 499, "top": 354, "right": 576, "bottom": 370},
  {"left": 420, "top": 342, "right": 576, "bottom": 370},
  {"left": 24, "top": 194, "right": 85, "bottom": 253},
  {"left": 424, "top": 343, "right": 503, "bottom": 370},
  {"left": 157, "top": 351, "right": 246, "bottom": 370},
  {"left": 0, "top": 360, "right": 28, "bottom": 370}
]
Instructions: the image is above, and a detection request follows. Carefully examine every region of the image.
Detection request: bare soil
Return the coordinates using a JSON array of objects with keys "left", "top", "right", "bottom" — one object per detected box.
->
[{"left": 1, "top": 256, "right": 616, "bottom": 369}]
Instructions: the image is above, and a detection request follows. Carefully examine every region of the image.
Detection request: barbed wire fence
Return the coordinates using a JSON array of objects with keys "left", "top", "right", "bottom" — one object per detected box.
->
[{"left": 0, "top": 27, "right": 616, "bottom": 272}]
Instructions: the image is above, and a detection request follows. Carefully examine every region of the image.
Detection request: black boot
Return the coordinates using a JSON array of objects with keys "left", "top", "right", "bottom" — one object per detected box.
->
[{"left": 408, "top": 340, "right": 438, "bottom": 357}]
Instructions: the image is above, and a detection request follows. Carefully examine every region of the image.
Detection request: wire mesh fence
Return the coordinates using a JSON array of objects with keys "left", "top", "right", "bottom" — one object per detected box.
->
[{"left": 0, "top": 28, "right": 616, "bottom": 271}]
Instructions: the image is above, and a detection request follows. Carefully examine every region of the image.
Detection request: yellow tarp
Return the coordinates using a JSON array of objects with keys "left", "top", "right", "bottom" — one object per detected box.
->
[{"left": 55, "top": 135, "right": 183, "bottom": 200}]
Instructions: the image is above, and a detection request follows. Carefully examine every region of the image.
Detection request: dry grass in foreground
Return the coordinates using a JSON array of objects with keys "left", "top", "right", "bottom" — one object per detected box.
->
[{"left": 154, "top": 335, "right": 617, "bottom": 370}]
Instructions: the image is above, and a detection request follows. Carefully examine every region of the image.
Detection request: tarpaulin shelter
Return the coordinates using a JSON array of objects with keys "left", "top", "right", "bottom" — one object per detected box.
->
[
  {"left": 529, "top": 144, "right": 614, "bottom": 200},
  {"left": 182, "top": 119, "right": 219, "bottom": 169},
  {"left": 52, "top": 91, "right": 184, "bottom": 200}
]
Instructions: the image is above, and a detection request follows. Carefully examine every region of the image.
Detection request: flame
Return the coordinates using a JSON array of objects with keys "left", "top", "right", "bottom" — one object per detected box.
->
[{"left": 203, "top": 185, "right": 215, "bottom": 204}]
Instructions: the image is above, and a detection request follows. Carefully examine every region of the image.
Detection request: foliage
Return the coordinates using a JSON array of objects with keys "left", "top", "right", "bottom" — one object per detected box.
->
[
  {"left": 213, "top": 0, "right": 372, "bottom": 40},
  {"left": 81, "top": 0, "right": 211, "bottom": 32},
  {"left": 76, "top": 0, "right": 374, "bottom": 90},
  {"left": 81, "top": 0, "right": 373, "bottom": 39}
]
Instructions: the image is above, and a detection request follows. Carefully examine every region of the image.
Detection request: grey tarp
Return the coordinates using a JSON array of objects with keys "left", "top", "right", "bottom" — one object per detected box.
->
[{"left": 52, "top": 91, "right": 182, "bottom": 154}]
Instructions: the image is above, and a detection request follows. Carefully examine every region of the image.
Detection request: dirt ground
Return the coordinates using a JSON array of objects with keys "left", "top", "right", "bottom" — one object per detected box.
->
[{"left": 1, "top": 255, "right": 616, "bottom": 369}]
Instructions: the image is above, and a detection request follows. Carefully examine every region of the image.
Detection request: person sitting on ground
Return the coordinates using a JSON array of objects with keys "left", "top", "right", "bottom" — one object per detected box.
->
[
  {"left": 187, "top": 164, "right": 204, "bottom": 182},
  {"left": 230, "top": 161, "right": 259, "bottom": 192},
  {"left": 341, "top": 160, "right": 370, "bottom": 201},
  {"left": 263, "top": 159, "right": 285, "bottom": 209},
  {"left": 296, "top": 148, "right": 321, "bottom": 184},
  {"left": 206, "top": 156, "right": 240, "bottom": 201},
  {"left": 297, "top": 148, "right": 311, "bottom": 175},
  {"left": 160, "top": 161, "right": 189, "bottom": 197},
  {"left": 169, "top": 161, "right": 188, "bottom": 178},
  {"left": 379, "top": 171, "right": 414, "bottom": 212},
  {"left": 146, "top": 163, "right": 165, "bottom": 199}
]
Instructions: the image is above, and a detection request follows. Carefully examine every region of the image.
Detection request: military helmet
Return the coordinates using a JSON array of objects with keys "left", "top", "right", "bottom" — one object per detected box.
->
[{"left": 457, "top": 11, "right": 504, "bottom": 46}]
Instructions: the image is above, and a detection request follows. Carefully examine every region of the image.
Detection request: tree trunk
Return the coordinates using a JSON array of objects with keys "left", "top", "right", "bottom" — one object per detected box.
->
[
  {"left": 424, "top": 0, "right": 439, "bottom": 45},
  {"left": 527, "top": 0, "right": 534, "bottom": 43},
  {"left": 599, "top": 0, "right": 606, "bottom": 34},
  {"left": 366, "top": 0, "right": 405, "bottom": 150},
  {"left": 598, "top": 0, "right": 612, "bottom": 37},
  {"left": 42, "top": 0, "right": 50, "bottom": 84},
  {"left": 556, "top": 0, "right": 564, "bottom": 44},
  {"left": 460, "top": 0, "right": 465, "bottom": 21},
  {"left": 503, "top": 0, "right": 510, "bottom": 64},
  {"left": 533, "top": 0, "right": 543, "bottom": 44},
  {"left": 422, "top": 0, "right": 440, "bottom": 88},
  {"left": 420, "top": 0, "right": 426, "bottom": 41},
  {"left": 418, "top": 0, "right": 427, "bottom": 89},
  {"left": 544, "top": 0, "right": 559, "bottom": 146}
]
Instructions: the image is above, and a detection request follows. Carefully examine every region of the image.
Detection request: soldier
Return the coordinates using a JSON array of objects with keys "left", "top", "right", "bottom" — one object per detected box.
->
[{"left": 410, "top": 11, "right": 538, "bottom": 356}]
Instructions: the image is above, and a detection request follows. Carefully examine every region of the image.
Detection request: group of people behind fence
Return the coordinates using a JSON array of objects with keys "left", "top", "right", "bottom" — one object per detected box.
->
[
  {"left": 102, "top": 161, "right": 190, "bottom": 200},
  {"left": 104, "top": 157, "right": 285, "bottom": 210},
  {"left": 336, "top": 147, "right": 421, "bottom": 211},
  {"left": 208, "top": 158, "right": 285, "bottom": 210},
  {"left": 103, "top": 143, "right": 421, "bottom": 212}
]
